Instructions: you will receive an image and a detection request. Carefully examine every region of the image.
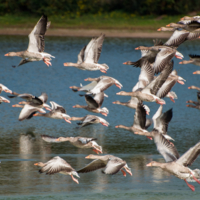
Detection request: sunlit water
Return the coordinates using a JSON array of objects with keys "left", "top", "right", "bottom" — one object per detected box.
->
[{"left": 0, "top": 35, "right": 200, "bottom": 199}]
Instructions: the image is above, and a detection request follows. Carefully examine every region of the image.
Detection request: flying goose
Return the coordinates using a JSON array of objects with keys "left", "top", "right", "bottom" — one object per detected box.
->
[
  {"left": 8, "top": 92, "right": 51, "bottom": 111},
  {"left": 123, "top": 39, "right": 163, "bottom": 68},
  {"left": 146, "top": 141, "right": 200, "bottom": 191},
  {"left": 41, "top": 135, "right": 102, "bottom": 154},
  {"left": 188, "top": 85, "right": 200, "bottom": 91},
  {"left": 186, "top": 92, "right": 200, "bottom": 110},
  {"left": 116, "top": 61, "right": 173, "bottom": 105},
  {"left": 77, "top": 154, "right": 132, "bottom": 176},
  {"left": 34, "top": 156, "right": 80, "bottom": 184},
  {"left": 33, "top": 101, "right": 71, "bottom": 123},
  {"left": 134, "top": 46, "right": 183, "bottom": 74},
  {"left": 69, "top": 115, "right": 109, "bottom": 127},
  {"left": 5, "top": 15, "right": 54, "bottom": 67},
  {"left": 166, "top": 22, "right": 200, "bottom": 32},
  {"left": 179, "top": 55, "right": 200, "bottom": 66},
  {"left": 115, "top": 102, "right": 152, "bottom": 140},
  {"left": 64, "top": 34, "right": 109, "bottom": 73},
  {"left": 12, "top": 104, "right": 46, "bottom": 121},
  {"left": 73, "top": 92, "right": 109, "bottom": 116},
  {"left": 84, "top": 76, "right": 122, "bottom": 94}
]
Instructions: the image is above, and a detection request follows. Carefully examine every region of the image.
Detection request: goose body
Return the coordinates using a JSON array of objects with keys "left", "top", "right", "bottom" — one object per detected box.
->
[
  {"left": 147, "top": 141, "right": 200, "bottom": 191},
  {"left": 77, "top": 154, "right": 132, "bottom": 176},
  {"left": 69, "top": 115, "right": 109, "bottom": 127},
  {"left": 33, "top": 101, "right": 71, "bottom": 123},
  {"left": 34, "top": 156, "right": 80, "bottom": 184},
  {"left": 5, "top": 15, "right": 54, "bottom": 67},
  {"left": 41, "top": 135, "right": 103, "bottom": 154},
  {"left": 64, "top": 34, "right": 109, "bottom": 73},
  {"left": 73, "top": 92, "right": 109, "bottom": 116},
  {"left": 8, "top": 92, "right": 51, "bottom": 111}
]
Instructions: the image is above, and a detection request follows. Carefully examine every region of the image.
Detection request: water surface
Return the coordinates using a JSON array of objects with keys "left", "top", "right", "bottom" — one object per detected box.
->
[{"left": 0, "top": 36, "right": 200, "bottom": 199}]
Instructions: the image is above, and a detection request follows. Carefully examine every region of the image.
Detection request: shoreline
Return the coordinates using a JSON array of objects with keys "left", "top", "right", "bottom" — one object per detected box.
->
[{"left": 0, "top": 28, "right": 171, "bottom": 38}]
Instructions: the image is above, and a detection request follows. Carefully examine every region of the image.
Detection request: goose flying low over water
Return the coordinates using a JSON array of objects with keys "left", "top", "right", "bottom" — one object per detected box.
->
[
  {"left": 8, "top": 92, "right": 51, "bottom": 111},
  {"left": 117, "top": 61, "right": 173, "bottom": 105},
  {"left": 69, "top": 115, "right": 109, "bottom": 127},
  {"left": 73, "top": 92, "right": 109, "bottom": 116},
  {"left": 12, "top": 104, "right": 46, "bottom": 121},
  {"left": 186, "top": 92, "right": 200, "bottom": 110},
  {"left": 33, "top": 101, "right": 71, "bottom": 123},
  {"left": 64, "top": 34, "right": 109, "bottom": 73},
  {"left": 5, "top": 15, "right": 54, "bottom": 67},
  {"left": 84, "top": 76, "right": 123, "bottom": 94},
  {"left": 146, "top": 141, "right": 200, "bottom": 191},
  {"left": 77, "top": 154, "right": 132, "bottom": 176},
  {"left": 41, "top": 135, "right": 102, "bottom": 154},
  {"left": 115, "top": 102, "right": 152, "bottom": 140},
  {"left": 34, "top": 156, "right": 80, "bottom": 184},
  {"left": 179, "top": 55, "right": 200, "bottom": 66}
]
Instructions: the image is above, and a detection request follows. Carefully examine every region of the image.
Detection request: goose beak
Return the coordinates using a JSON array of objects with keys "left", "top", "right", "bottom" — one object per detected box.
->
[
  {"left": 166, "top": 24, "right": 170, "bottom": 27},
  {"left": 34, "top": 163, "right": 38, "bottom": 166},
  {"left": 63, "top": 63, "right": 68, "bottom": 66},
  {"left": 157, "top": 28, "right": 161, "bottom": 31},
  {"left": 146, "top": 163, "right": 152, "bottom": 167},
  {"left": 123, "top": 62, "right": 128, "bottom": 65},
  {"left": 4, "top": 53, "right": 9, "bottom": 56},
  {"left": 85, "top": 155, "right": 90, "bottom": 159}
]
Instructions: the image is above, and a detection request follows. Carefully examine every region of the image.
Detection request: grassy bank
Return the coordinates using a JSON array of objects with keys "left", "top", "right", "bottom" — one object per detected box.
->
[{"left": 0, "top": 12, "right": 183, "bottom": 31}]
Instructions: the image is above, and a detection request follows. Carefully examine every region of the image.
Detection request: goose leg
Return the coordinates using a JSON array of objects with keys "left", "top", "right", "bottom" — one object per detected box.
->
[
  {"left": 63, "top": 117, "right": 71, "bottom": 124},
  {"left": 100, "top": 69, "right": 107, "bottom": 73},
  {"left": 124, "top": 167, "right": 132, "bottom": 176},
  {"left": 155, "top": 99, "right": 165, "bottom": 105},
  {"left": 121, "top": 169, "right": 126, "bottom": 177},
  {"left": 184, "top": 179, "right": 195, "bottom": 191},
  {"left": 71, "top": 175, "right": 79, "bottom": 184},
  {"left": 146, "top": 136, "right": 153, "bottom": 140},
  {"left": 92, "top": 146, "right": 102, "bottom": 154},
  {"left": 115, "top": 83, "right": 121, "bottom": 89},
  {"left": 177, "top": 80, "right": 184, "bottom": 85},
  {"left": 190, "top": 172, "right": 200, "bottom": 184},
  {"left": 43, "top": 58, "right": 52, "bottom": 67},
  {"left": 167, "top": 93, "right": 175, "bottom": 103}
]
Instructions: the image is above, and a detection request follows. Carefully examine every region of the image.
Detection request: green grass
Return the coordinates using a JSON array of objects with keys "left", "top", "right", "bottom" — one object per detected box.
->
[{"left": 0, "top": 12, "right": 183, "bottom": 31}]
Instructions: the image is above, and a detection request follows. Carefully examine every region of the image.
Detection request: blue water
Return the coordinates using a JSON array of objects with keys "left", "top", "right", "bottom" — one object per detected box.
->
[{"left": 0, "top": 35, "right": 200, "bottom": 199}]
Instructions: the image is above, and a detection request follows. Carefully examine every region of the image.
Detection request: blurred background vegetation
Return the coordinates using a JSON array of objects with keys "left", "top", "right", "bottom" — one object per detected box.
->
[
  {"left": 1, "top": 0, "right": 200, "bottom": 16},
  {"left": 0, "top": 0, "right": 200, "bottom": 29}
]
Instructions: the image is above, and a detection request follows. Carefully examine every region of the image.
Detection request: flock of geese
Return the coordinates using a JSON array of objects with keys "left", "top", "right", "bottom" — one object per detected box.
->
[{"left": 1, "top": 15, "right": 200, "bottom": 191}]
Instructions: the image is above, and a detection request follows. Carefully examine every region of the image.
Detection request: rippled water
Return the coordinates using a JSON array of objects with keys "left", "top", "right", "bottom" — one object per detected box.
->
[{"left": 0, "top": 35, "right": 200, "bottom": 199}]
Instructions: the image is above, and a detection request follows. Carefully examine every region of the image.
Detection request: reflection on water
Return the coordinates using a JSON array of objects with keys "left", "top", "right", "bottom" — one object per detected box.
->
[{"left": 0, "top": 36, "right": 200, "bottom": 199}]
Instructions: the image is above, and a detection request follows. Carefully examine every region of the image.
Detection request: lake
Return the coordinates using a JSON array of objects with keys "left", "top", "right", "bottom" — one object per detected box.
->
[{"left": 0, "top": 35, "right": 200, "bottom": 199}]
